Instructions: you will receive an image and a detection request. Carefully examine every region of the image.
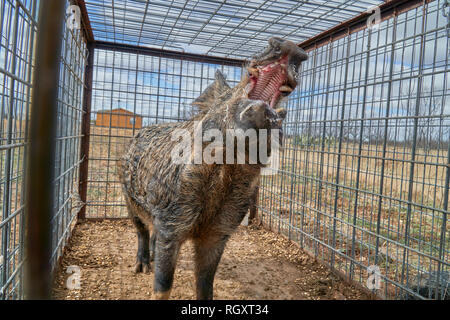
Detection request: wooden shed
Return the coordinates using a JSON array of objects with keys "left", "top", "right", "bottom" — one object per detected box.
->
[{"left": 95, "top": 108, "right": 142, "bottom": 129}]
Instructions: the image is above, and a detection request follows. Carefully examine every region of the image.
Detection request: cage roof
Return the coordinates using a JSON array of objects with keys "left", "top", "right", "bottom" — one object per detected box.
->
[{"left": 84, "top": 0, "right": 386, "bottom": 59}]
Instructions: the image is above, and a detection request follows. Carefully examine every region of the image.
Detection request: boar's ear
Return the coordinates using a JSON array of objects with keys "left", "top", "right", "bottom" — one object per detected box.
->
[
  {"left": 213, "top": 70, "right": 230, "bottom": 94},
  {"left": 192, "top": 70, "right": 230, "bottom": 113}
]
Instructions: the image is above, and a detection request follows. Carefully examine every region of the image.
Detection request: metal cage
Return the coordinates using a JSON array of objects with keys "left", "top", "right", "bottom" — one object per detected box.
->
[
  {"left": 0, "top": 0, "right": 87, "bottom": 299},
  {"left": 0, "top": 0, "right": 448, "bottom": 300}
]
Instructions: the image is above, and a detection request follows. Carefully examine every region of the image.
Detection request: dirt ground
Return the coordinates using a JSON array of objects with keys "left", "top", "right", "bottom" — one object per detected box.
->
[{"left": 52, "top": 220, "right": 370, "bottom": 300}]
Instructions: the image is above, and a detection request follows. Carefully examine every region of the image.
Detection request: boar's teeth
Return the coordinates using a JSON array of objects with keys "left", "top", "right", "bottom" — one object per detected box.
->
[
  {"left": 279, "top": 85, "right": 293, "bottom": 93},
  {"left": 247, "top": 67, "right": 259, "bottom": 77}
]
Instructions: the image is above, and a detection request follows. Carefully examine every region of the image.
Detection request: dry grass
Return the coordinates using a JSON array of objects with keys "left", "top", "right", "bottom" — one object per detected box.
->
[{"left": 258, "top": 138, "right": 449, "bottom": 299}]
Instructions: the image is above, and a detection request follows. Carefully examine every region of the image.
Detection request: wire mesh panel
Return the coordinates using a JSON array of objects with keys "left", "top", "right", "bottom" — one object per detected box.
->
[
  {"left": 51, "top": 3, "right": 87, "bottom": 271},
  {"left": 258, "top": 0, "right": 449, "bottom": 300},
  {"left": 85, "top": 49, "right": 243, "bottom": 218},
  {"left": 0, "top": 0, "right": 38, "bottom": 300},
  {"left": 0, "top": 0, "right": 86, "bottom": 299},
  {"left": 83, "top": 0, "right": 385, "bottom": 59}
]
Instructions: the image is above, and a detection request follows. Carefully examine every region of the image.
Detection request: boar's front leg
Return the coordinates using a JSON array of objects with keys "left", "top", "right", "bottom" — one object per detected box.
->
[
  {"left": 153, "top": 235, "right": 181, "bottom": 300},
  {"left": 194, "top": 235, "right": 229, "bottom": 300},
  {"left": 132, "top": 216, "right": 151, "bottom": 274}
]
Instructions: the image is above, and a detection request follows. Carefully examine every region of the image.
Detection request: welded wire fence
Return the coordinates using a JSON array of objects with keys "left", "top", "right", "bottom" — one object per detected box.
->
[
  {"left": 1, "top": 0, "right": 448, "bottom": 302},
  {"left": 258, "top": 0, "right": 449, "bottom": 300},
  {"left": 0, "top": 0, "right": 86, "bottom": 299},
  {"left": 83, "top": 0, "right": 386, "bottom": 59},
  {"left": 85, "top": 49, "right": 243, "bottom": 218},
  {"left": 0, "top": 0, "right": 37, "bottom": 300},
  {"left": 51, "top": 2, "right": 87, "bottom": 272}
]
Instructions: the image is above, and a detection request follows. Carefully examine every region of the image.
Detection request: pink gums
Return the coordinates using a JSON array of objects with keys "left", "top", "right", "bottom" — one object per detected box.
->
[{"left": 248, "top": 55, "right": 288, "bottom": 108}]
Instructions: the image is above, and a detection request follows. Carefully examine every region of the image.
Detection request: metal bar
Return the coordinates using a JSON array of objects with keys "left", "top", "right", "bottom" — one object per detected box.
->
[
  {"left": 303, "top": 44, "right": 319, "bottom": 256},
  {"left": 102, "top": 49, "right": 116, "bottom": 218},
  {"left": 155, "top": 56, "right": 162, "bottom": 124},
  {"left": 400, "top": 0, "right": 428, "bottom": 293},
  {"left": 131, "top": 54, "right": 139, "bottom": 135},
  {"left": 374, "top": 11, "right": 398, "bottom": 268},
  {"left": 177, "top": 58, "right": 184, "bottom": 121},
  {"left": 94, "top": 41, "right": 245, "bottom": 67},
  {"left": 25, "top": 0, "right": 66, "bottom": 300},
  {"left": 286, "top": 65, "right": 304, "bottom": 241},
  {"left": 330, "top": 29, "right": 352, "bottom": 269},
  {"left": 349, "top": 27, "right": 372, "bottom": 280},
  {"left": 78, "top": 42, "right": 94, "bottom": 220}
]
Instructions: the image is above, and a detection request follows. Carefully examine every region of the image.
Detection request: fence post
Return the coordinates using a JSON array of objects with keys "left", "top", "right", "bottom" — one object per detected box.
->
[
  {"left": 78, "top": 42, "right": 94, "bottom": 219},
  {"left": 25, "top": 0, "right": 65, "bottom": 300}
]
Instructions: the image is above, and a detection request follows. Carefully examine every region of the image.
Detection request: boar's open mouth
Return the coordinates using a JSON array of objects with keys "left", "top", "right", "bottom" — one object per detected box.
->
[
  {"left": 246, "top": 55, "right": 293, "bottom": 109},
  {"left": 245, "top": 38, "right": 308, "bottom": 109}
]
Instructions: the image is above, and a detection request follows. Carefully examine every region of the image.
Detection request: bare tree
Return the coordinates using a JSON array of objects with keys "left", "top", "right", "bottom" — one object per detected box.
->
[{"left": 401, "top": 86, "right": 446, "bottom": 150}]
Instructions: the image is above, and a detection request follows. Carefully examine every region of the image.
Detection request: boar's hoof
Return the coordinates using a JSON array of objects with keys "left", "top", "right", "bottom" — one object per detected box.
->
[
  {"left": 134, "top": 262, "right": 151, "bottom": 274},
  {"left": 153, "top": 290, "right": 171, "bottom": 300}
]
